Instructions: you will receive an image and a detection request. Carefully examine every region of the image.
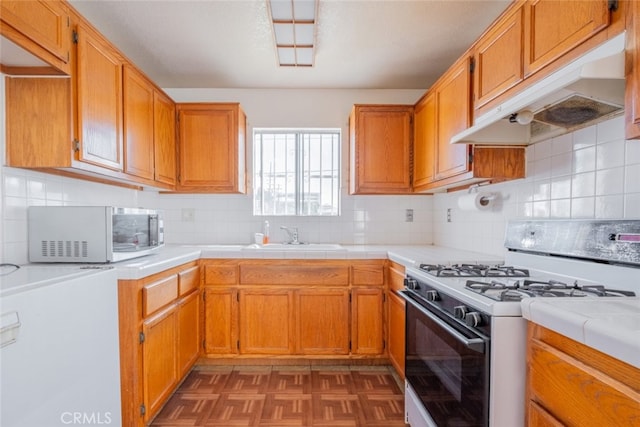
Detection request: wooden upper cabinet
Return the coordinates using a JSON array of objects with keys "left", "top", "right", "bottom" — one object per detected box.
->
[
  {"left": 123, "top": 64, "right": 177, "bottom": 187},
  {"left": 0, "top": 0, "right": 71, "bottom": 74},
  {"left": 154, "top": 91, "right": 177, "bottom": 186},
  {"left": 123, "top": 65, "right": 155, "bottom": 180},
  {"left": 413, "top": 92, "right": 436, "bottom": 191},
  {"left": 349, "top": 105, "right": 414, "bottom": 194},
  {"left": 626, "top": 0, "right": 640, "bottom": 140},
  {"left": 75, "top": 22, "right": 123, "bottom": 171},
  {"left": 523, "top": 0, "right": 610, "bottom": 77},
  {"left": 474, "top": 5, "right": 524, "bottom": 109},
  {"left": 176, "top": 103, "right": 247, "bottom": 193},
  {"left": 435, "top": 56, "right": 472, "bottom": 181}
]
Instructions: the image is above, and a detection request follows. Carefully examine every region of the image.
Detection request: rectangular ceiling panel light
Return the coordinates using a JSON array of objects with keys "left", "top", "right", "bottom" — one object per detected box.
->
[{"left": 268, "top": 0, "right": 318, "bottom": 67}]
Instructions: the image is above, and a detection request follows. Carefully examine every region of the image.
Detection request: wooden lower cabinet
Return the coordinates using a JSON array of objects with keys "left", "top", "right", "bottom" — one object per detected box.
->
[
  {"left": 386, "top": 261, "right": 406, "bottom": 378},
  {"left": 118, "top": 261, "right": 199, "bottom": 427},
  {"left": 239, "top": 288, "right": 295, "bottom": 354},
  {"left": 203, "top": 288, "right": 238, "bottom": 354},
  {"left": 526, "top": 322, "right": 640, "bottom": 426},
  {"left": 297, "top": 288, "right": 350, "bottom": 355},
  {"left": 177, "top": 290, "right": 200, "bottom": 377},
  {"left": 201, "top": 259, "right": 386, "bottom": 360},
  {"left": 142, "top": 305, "right": 178, "bottom": 422}
]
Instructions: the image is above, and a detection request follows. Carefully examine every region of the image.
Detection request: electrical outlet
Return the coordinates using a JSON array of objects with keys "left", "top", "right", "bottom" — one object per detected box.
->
[
  {"left": 182, "top": 208, "right": 195, "bottom": 222},
  {"left": 405, "top": 209, "right": 414, "bottom": 222},
  {"left": 447, "top": 208, "right": 452, "bottom": 223}
]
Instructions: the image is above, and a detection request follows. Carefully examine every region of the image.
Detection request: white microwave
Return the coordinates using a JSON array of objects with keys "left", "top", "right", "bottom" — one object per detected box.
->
[{"left": 28, "top": 206, "right": 164, "bottom": 263}]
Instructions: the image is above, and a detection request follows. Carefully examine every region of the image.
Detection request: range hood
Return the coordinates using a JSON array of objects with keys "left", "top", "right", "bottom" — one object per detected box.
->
[{"left": 452, "top": 32, "right": 626, "bottom": 145}]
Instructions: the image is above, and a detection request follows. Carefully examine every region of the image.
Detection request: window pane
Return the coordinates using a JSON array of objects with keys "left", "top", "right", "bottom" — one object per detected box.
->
[{"left": 254, "top": 129, "right": 340, "bottom": 216}]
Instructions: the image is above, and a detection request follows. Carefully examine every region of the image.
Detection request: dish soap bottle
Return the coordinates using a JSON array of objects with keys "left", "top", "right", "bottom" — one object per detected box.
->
[{"left": 263, "top": 220, "right": 270, "bottom": 244}]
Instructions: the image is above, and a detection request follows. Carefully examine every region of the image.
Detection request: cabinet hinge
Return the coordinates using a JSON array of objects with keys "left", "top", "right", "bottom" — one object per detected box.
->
[
  {"left": 140, "top": 404, "right": 146, "bottom": 416},
  {"left": 470, "top": 58, "right": 475, "bottom": 73},
  {"left": 237, "top": 293, "right": 240, "bottom": 302},
  {"left": 608, "top": 0, "right": 618, "bottom": 11},
  {"left": 468, "top": 152, "right": 473, "bottom": 164},
  {"left": 237, "top": 340, "right": 240, "bottom": 350},
  {"left": 72, "top": 30, "right": 78, "bottom": 44},
  {"left": 349, "top": 341, "right": 352, "bottom": 351},
  {"left": 349, "top": 293, "right": 352, "bottom": 303},
  {"left": 66, "top": 16, "right": 70, "bottom": 27},
  {"left": 202, "top": 292, "right": 206, "bottom": 302},
  {"left": 383, "top": 340, "right": 386, "bottom": 350},
  {"left": 139, "top": 331, "right": 145, "bottom": 344},
  {"left": 73, "top": 139, "right": 80, "bottom": 152},
  {"left": 383, "top": 293, "right": 386, "bottom": 302},
  {"left": 202, "top": 339, "right": 206, "bottom": 349}
]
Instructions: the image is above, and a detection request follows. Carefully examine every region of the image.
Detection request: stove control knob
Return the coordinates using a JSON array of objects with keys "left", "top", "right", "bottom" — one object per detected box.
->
[
  {"left": 465, "top": 311, "right": 483, "bottom": 328},
  {"left": 404, "top": 278, "right": 419, "bottom": 290},
  {"left": 425, "top": 290, "right": 439, "bottom": 301},
  {"left": 453, "top": 305, "right": 468, "bottom": 320}
]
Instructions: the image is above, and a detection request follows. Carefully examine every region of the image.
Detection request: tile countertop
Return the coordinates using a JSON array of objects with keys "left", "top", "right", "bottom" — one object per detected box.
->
[
  {"left": 113, "top": 244, "right": 505, "bottom": 280},
  {"left": 521, "top": 298, "right": 640, "bottom": 368}
]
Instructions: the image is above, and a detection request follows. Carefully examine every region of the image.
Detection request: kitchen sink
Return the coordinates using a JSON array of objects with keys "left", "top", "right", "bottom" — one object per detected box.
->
[{"left": 243, "top": 243, "right": 345, "bottom": 251}]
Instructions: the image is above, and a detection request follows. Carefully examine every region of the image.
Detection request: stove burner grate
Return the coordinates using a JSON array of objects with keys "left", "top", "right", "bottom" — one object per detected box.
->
[
  {"left": 465, "top": 278, "right": 637, "bottom": 301},
  {"left": 419, "top": 264, "right": 529, "bottom": 278}
]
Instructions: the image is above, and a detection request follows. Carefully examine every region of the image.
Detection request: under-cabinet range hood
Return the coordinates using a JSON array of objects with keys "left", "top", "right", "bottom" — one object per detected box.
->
[{"left": 452, "top": 32, "right": 626, "bottom": 146}]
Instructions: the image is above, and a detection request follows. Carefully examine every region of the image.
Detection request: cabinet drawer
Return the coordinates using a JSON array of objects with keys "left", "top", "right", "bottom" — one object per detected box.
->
[
  {"left": 204, "top": 264, "right": 237, "bottom": 285},
  {"left": 178, "top": 266, "right": 199, "bottom": 296},
  {"left": 352, "top": 263, "right": 384, "bottom": 286},
  {"left": 143, "top": 275, "right": 178, "bottom": 317},
  {"left": 240, "top": 263, "right": 349, "bottom": 286},
  {"left": 528, "top": 339, "right": 640, "bottom": 426}
]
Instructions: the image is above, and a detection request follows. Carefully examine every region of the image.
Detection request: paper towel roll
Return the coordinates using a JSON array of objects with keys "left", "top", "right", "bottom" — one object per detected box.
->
[{"left": 457, "top": 192, "right": 495, "bottom": 211}]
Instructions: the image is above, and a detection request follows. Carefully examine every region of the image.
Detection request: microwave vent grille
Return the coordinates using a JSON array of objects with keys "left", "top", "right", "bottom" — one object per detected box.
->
[{"left": 40, "top": 240, "right": 88, "bottom": 259}]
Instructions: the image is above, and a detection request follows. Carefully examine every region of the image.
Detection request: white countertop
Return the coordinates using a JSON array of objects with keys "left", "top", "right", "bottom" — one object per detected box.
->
[
  {"left": 112, "top": 243, "right": 505, "bottom": 280},
  {"left": 521, "top": 297, "right": 640, "bottom": 368}
]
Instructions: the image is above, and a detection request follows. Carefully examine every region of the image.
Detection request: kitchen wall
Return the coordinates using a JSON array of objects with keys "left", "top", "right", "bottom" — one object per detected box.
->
[
  {"left": 0, "top": 86, "right": 432, "bottom": 264},
  {"left": 432, "top": 114, "right": 640, "bottom": 257}
]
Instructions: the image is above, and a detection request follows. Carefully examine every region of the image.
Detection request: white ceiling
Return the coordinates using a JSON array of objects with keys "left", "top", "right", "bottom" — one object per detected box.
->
[{"left": 67, "top": 0, "right": 511, "bottom": 90}]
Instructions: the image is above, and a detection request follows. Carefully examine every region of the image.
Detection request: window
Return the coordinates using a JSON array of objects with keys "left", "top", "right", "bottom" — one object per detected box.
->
[{"left": 253, "top": 129, "right": 340, "bottom": 216}]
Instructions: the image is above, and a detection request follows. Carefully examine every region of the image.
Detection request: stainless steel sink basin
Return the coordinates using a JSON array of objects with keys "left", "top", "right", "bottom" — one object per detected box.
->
[{"left": 243, "top": 243, "right": 345, "bottom": 251}]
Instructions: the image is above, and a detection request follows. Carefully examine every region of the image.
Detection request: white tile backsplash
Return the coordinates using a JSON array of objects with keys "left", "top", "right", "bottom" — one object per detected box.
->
[{"left": 432, "top": 116, "right": 640, "bottom": 256}]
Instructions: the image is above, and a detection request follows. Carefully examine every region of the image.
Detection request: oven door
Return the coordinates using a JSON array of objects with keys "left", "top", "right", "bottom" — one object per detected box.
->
[{"left": 402, "top": 291, "right": 490, "bottom": 427}]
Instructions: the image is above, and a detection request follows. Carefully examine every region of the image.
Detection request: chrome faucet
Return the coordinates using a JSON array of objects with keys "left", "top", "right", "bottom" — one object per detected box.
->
[{"left": 280, "top": 226, "right": 300, "bottom": 244}]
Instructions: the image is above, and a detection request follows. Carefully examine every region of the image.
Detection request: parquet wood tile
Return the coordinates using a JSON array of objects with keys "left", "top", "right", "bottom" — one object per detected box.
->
[{"left": 149, "top": 366, "right": 408, "bottom": 427}]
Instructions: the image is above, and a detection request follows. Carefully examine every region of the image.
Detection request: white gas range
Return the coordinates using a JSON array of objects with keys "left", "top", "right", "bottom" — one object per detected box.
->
[{"left": 401, "top": 220, "right": 640, "bottom": 427}]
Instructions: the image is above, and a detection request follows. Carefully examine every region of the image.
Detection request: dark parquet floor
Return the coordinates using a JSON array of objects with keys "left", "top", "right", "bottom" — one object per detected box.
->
[{"left": 149, "top": 365, "right": 408, "bottom": 427}]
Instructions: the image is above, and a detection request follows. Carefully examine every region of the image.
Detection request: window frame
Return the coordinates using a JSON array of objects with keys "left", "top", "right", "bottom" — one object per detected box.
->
[{"left": 252, "top": 128, "right": 341, "bottom": 217}]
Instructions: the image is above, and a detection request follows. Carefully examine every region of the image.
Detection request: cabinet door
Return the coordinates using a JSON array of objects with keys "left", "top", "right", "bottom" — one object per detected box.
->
[
  {"left": 296, "top": 288, "right": 349, "bottom": 355},
  {"left": 177, "top": 290, "right": 200, "bottom": 377},
  {"left": 154, "top": 91, "right": 177, "bottom": 185},
  {"left": 626, "top": 0, "right": 640, "bottom": 140},
  {"left": 142, "top": 304, "right": 177, "bottom": 423},
  {"left": 351, "top": 288, "right": 384, "bottom": 355},
  {"left": 435, "top": 57, "right": 471, "bottom": 181},
  {"left": 387, "top": 291, "right": 405, "bottom": 379},
  {"left": 349, "top": 105, "right": 413, "bottom": 194},
  {"left": 177, "top": 104, "right": 245, "bottom": 192},
  {"left": 524, "top": 0, "right": 610, "bottom": 76},
  {"left": 75, "top": 23, "right": 123, "bottom": 171},
  {"left": 0, "top": 0, "right": 71, "bottom": 72},
  {"left": 123, "top": 65, "right": 154, "bottom": 180},
  {"left": 413, "top": 92, "right": 436, "bottom": 190},
  {"left": 203, "top": 288, "right": 238, "bottom": 355},
  {"left": 474, "top": 6, "right": 523, "bottom": 109},
  {"left": 239, "top": 288, "right": 294, "bottom": 354}
]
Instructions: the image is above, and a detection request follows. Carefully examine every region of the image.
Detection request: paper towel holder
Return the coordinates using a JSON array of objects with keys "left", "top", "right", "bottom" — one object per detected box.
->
[{"left": 467, "top": 183, "right": 499, "bottom": 207}]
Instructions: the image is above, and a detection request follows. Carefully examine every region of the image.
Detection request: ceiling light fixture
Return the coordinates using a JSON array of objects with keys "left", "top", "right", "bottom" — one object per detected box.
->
[{"left": 267, "top": 0, "right": 318, "bottom": 67}]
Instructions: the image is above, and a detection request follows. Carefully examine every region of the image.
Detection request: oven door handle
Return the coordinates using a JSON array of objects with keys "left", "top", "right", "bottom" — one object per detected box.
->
[{"left": 400, "top": 291, "right": 486, "bottom": 354}]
